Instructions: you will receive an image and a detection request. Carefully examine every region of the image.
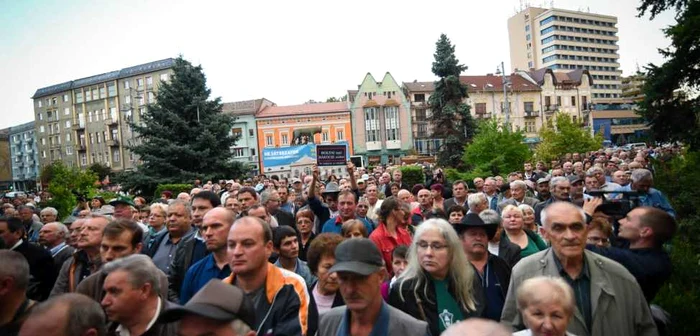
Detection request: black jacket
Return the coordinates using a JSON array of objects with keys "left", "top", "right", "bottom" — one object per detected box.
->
[
  {"left": 106, "top": 300, "right": 178, "bottom": 336},
  {"left": 274, "top": 210, "right": 296, "bottom": 230},
  {"left": 51, "top": 244, "right": 75, "bottom": 277},
  {"left": 498, "top": 239, "right": 522, "bottom": 269},
  {"left": 167, "top": 235, "right": 208, "bottom": 303},
  {"left": 14, "top": 240, "right": 56, "bottom": 301},
  {"left": 534, "top": 197, "right": 571, "bottom": 225},
  {"left": 388, "top": 273, "right": 484, "bottom": 336}
]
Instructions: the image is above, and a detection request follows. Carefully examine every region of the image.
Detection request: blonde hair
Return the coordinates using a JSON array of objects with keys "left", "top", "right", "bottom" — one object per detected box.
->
[
  {"left": 149, "top": 203, "right": 168, "bottom": 217},
  {"left": 516, "top": 276, "right": 575, "bottom": 316},
  {"left": 341, "top": 219, "right": 368, "bottom": 238},
  {"left": 398, "top": 218, "right": 477, "bottom": 312},
  {"left": 501, "top": 204, "right": 523, "bottom": 217}
]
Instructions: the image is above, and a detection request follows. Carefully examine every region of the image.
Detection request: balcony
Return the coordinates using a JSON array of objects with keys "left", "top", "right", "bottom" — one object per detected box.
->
[
  {"left": 16, "top": 161, "right": 24, "bottom": 168},
  {"left": 77, "top": 144, "right": 87, "bottom": 151},
  {"left": 107, "top": 139, "right": 120, "bottom": 147},
  {"left": 475, "top": 113, "right": 492, "bottom": 119},
  {"left": 524, "top": 110, "right": 540, "bottom": 118},
  {"left": 49, "top": 142, "right": 61, "bottom": 149},
  {"left": 544, "top": 105, "right": 559, "bottom": 113},
  {"left": 72, "top": 122, "right": 85, "bottom": 130},
  {"left": 105, "top": 118, "right": 118, "bottom": 126}
]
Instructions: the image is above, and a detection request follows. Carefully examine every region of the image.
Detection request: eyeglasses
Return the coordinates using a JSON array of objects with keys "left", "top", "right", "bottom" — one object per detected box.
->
[
  {"left": 587, "top": 236, "right": 609, "bottom": 244},
  {"left": 417, "top": 241, "right": 448, "bottom": 251},
  {"left": 357, "top": 205, "right": 368, "bottom": 209}
]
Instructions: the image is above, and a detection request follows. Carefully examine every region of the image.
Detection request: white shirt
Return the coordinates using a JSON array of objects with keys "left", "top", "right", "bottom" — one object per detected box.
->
[
  {"left": 10, "top": 239, "right": 23, "bottom": 251},
  {"left": 367, "top": 199, "right": 383, "bottom": 222},
  {"left": 115, "top": 297, "right": 162, "bottom": 336},
  {"left": 488, "top": 241, "right": 499, "bottom": 256}
]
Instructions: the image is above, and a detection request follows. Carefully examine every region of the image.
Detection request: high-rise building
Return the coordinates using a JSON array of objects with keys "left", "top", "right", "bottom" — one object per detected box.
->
[
  {"left": 32, "top": 59, "right": 174, "bottom": 171},
  {"left": 6, "top": 121, "right": 40, "bottom": 191},
  {"left": 508, "top": 7, "right": 621, "bottom": 102}
]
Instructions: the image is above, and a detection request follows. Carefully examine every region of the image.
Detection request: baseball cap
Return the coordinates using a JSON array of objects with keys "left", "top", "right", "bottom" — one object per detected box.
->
[
  {"left": 158, "top": 280, "right": 256, "bottom": 328},
  {"left": 537, "top": 177, "right": 551, "bottom": 184},
  {"left": 568, "top": 175, "right": 583, "bottom": 184},
  {"left": 328, "top": 238, "right": 384, "bottom": 276},
  {"left": 108, "top": 195, "right": 135, "bottom": 207},
  {"left": 292, "top": 178, "right": 302, "bottom": 184}
]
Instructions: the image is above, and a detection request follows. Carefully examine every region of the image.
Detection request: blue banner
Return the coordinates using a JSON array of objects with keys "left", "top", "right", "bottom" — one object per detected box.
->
[{"left": 262, "top": 142, "right": 349, "bottom": 169}]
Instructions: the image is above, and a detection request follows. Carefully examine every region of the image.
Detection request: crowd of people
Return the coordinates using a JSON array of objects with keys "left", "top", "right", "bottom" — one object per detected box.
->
[{"left": 0, "top": 144, "right": 681, "bottom": 336}]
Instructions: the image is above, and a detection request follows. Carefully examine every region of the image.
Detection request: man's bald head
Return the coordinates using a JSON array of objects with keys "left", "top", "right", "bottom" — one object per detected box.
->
[
  {"left": 203, "top": 207, "right": 235, "bottom": 224},
  {"left": 442, "top": 318, "right": 511, "bottom": 336},
  {"left": 19, "top": 293, "right": 106, "bottom": 336},
  {"left": 397, "top": 189, "right": 412, "bottom": 203}
]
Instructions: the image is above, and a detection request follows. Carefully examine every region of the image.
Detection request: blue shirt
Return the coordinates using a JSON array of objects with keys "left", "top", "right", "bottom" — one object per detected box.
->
[
  {"left": 472, "top": 261, "right": 505, "bottom": 321},
  {"left": 274, "top": 258, "right": 317, "bottom": 286},
  {"left": 49, "top": 242, "right": 69, "bottom": 257},
  {"left": 336, "top": 302, "right": 390, "bottom": 336},
  {"left": 616, "top": 185, "right": 676, "bottom": 217},
  {"left": 152, "top": 229, "right": 194, "bottom": 274},
  {"left": 321, "top": 216, "right": 374, "bottom": 235},
  {"left": 180, "top": 253, "right": 231, "bottom": 304}
]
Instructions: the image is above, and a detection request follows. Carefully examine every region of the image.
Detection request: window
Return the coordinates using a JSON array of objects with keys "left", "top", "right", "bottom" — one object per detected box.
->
[
  {"left": 265, "top": 134, "right": 273, "bottom": 147},
  {"left": 364, "top": 107, "right": 380, "bottom": 142},
  {"left": 38, "top": 100, "right": 42, "bottom": 108},
  {"left": 63, "top": 107, "right": 70, "bottom": 116},
  {"left": 321, "top": 131, "right": 329, "bottom": 143},
  {"left": 139, "top": 95, "right": 145, "bottom": 106},
  {"left": 124, "top": 80, "right": 130, "bottom": 89},
  {"left": 37, "top": 112, "right": 43, "bottom": 121},
  {"left": 337, "top": 129, "right": 344, "bottom": 141},
  {"left": 250, "top": 148, "right": 256, "bottom": 156},
  {"left": 385, "top": 106, "right": 399, "bottom": 141},
  {"left": 97, "top": 132, "right": 102, "bottom": 144},
  {"left": 113, "top": 150, "right": 120, "bottom": 163},
  {"left": 66, "top": 146, "right": 73, "bottom": 155},
  {"left": 64, "top": 121, "right": 70, "bottom": 128},
  {"left": 582, "top": 96, "right": 588, "bottom": 108},
  {"left": 475, "top": 103, "right": 487, "bottom": 114},
  {"left": 112, "top": 129, "right": 118, "bottom": 140},
  {"left": 249, "top": 129, "right": 254, "bottom": 137},
  {"left": 557, "top": 96, "right": 562, "bottom": 106},
  {"left": 40, "top": 125, "right": 45, "bottom": 133},
  {"left": 52, "top": 97, "right": 57, "bottom": 105},
  {"left": 41, "top": 138, "right": 46, "bottom": 146},
  {"left": 148, "top": 92, "right": 155, "bottom": 103},
  {"left": 281, "top": 133, "right": 289, "bottom": 145},
  {"left": 85, "top": 89, "right": 92, "bottom": 102},
  {"left": 233, "top": 148, "right": 245, "bottom": 157},
  {"left": 63, "top": 94, "right": 69, "bottom": 102},
  {"left": 79, "top": 134, "right": 86, "bottom": 146},
  {"left": 232, "top": 128, "right": 242, "bottom": 138},
  {"left": 99, "top": 87, "right": 106, "bottom": 99},
  {"left": 525, "top": 121, "right": 536, "bottom": 133},
  {"left": 146, "top": 76, "right": 153, "bottom": 88},
  {"left": 102, "top": 109, "right": 107, "bottom": 120},
  {"left": 42, "top": 150, "right": 46, "bottom": 158},
  {"left": 107, "top": 83, "right": 116, "bottom": 97},
  {"left": 125, "top": 95, "right": 131, "bottom": 104},
  {"left": 524, "top": 102, "right": 534, "bottom": 112},
  {"left": 92, "top": 88, "right": 98, "bottom": 100},
  {"left": 90, "top": 133, "right": 95, "bottom": 144},
  {"left": 66, "top": 133, "right": 71, "bottom": 142},
  {"left": 414, "top": 94, "right": 425, "bottom": 102},
  {"left": 137, "top": 78, "right": 144, "bottom": 88},
  {"left": 526, "top": 34, "right": 531, "bottom": 41},
  {"left": 571, "top": 96, "right": 576, "bottom": 106},
  {"left": 160, "top": 73, "right": 169, "bottom": 82}
]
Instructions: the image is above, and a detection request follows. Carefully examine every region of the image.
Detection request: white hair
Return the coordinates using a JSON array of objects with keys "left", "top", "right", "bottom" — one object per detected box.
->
[
  {"left": 467, "top": 193, "right": 487, "bottom": 211},
  {"left": 540, "top": 202, "right": 586, "bottom": 229},
  {"left": 509, "top": 180, "right": 527, "bottom": 191},
  {"left": 40, "top": 207, "right": 58, "bottom": 216},
  {"left": 630, "top": 168, "right": 653, "bottom": 183}
]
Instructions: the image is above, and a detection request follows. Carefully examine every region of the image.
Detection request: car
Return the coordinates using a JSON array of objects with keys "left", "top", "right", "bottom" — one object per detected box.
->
[
  {"left": 4, "top": 191, "right": 27, "bottom": 199},
  {"left": 628, "top": 142, "right": 647, "bottom": 151}
]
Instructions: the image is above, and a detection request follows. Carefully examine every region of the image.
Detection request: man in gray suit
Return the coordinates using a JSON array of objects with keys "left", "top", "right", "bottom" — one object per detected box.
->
[
  {"left": 501, "top": 202, "right": 658, "bottom": 336},
  {"left": 497, "top": 180, "right": 539, "bottom": 213},
  {"left": 319, "top": 238, "right": 430, "bottom": 336}
]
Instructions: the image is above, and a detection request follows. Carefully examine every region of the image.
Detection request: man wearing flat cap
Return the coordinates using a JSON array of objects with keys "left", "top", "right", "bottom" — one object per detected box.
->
[
  {"left": 454, "top": 213, "right": 511, "bottom": 322},
  {"left": 158, "top": 280, "right": 256, "bottom": 336},
  {"left": 319, "top": 238, "right": 430, "bottom": 336}
]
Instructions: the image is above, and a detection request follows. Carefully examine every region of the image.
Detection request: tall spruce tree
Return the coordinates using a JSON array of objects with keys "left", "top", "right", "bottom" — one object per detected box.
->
[
  {"left": 429, "top": 34, "right": 476, "bottom": 168},
  {"left": 117, "top": 57, "right": 245, "bottom": 194}
]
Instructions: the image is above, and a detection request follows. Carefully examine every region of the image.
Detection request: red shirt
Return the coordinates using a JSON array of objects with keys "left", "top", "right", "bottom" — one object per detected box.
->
[{"left": 369, "top": 222, "right": 412, "bottom": 275}]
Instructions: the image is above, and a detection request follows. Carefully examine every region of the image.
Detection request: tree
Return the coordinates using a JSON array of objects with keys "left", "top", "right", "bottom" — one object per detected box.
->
[
  {"left": 637, "top": 0, "right": 700, "bottom": 150},
  {"left": 325, "top": 95, "right": 348, "bottom": 103},
  {"left": 88, "top": 163, "right": 112, "bottom": 183},
  {"left": 116, "top": 57, "right": 246, "bottom": 195},
  {"left": 534, "top": 113, "right": 603, "bottom": 162},
  {"left": 429, "top": 34, "right": 476, "bottom": 168},
  {"left": 463, "top": 119, "right": 532, "bottom": 177},
  {"left": 41, "top": 162, "right": 97, "bottom": 221}
]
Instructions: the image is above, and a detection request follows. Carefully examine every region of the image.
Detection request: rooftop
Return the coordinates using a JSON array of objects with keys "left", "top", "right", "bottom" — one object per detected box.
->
[
  {"left": 32, "top": 58, "right": 176, "bottom": 99},
  {"left": 221, "top": 98, "right": 273, "bottom": 115},
  {"left": 256, "top": 102, "right": 349, "bottom": 118}
]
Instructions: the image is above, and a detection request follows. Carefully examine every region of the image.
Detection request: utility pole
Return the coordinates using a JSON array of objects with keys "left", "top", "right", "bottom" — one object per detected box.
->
[{"left": 498, "top": 62, "right": 511, "bottom": 127}]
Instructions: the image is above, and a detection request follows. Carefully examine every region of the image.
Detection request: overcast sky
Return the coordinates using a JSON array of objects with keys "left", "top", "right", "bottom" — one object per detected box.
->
[{"left": 0, "top": 0, "right": 675, "bottom": 129}]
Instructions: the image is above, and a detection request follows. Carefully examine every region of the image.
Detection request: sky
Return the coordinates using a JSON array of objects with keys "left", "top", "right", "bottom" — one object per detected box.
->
[{"left": 0, "top": 0, "right": 676, "bottom": 129}]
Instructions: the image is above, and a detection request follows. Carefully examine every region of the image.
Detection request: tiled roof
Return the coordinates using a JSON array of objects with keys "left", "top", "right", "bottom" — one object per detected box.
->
[
  {"left": 403, "top": 81, "right": 435, "bottom": 92},
  {"left": 527, "top": 68, "right": 592, "bottom": 86},
  {"left": 221, "top": 98, "right": 272, "bottom": 115},
  {"left": 256, "top": 102, "right": 349, "bottom": 118},
  {"left": 32, "top": 58, "right": 176, "bottom": 99},
  {"left": 460, "top": 74, "right": 541, "bottom": 92}
]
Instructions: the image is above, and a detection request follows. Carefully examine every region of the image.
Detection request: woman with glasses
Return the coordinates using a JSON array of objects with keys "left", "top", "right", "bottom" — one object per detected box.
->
[{"left": 388, "top": 218, "right": 483, "bottom": 336}]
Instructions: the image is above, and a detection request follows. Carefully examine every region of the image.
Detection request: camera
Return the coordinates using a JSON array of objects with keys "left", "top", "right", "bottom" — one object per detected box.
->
[
  {"left": 72, "top": 190, "right": 88, "bottom": 203},
  {"left": 587, "top": 191, "right": 642, "bottom": 219}
]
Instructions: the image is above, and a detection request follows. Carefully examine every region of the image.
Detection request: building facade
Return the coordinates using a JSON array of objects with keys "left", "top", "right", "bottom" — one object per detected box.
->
[
  {"left": 256, "top": 102, "right": 353, "bottom": 178},
  {"left": 348, "top": 73, "right": 412, "bottom": 166},
  {"left": 0, "top": 129, "right": 11, "bottom": 190},
  {"left": 222, "top": 98, "right": 274, "bottom": 175},
  {"left": 6, "top": 122, "right": 39, "bottom": 191},
  {"left": 32, "top": 58, "right": 174, "bottom": 171},
  {"left": 402, "top": 81, "right": 442, "bottom": 156},
  {"left": 519, "top": 68, "right": 594, "bottom": 125},
  {"left": 508, "top": 7, "right": 621, "bottom": 102},
  {"left": 590, "top": 101, "right": 649, "bottom": 144},
  {"left": 621, "top": 73, "right": 645, "bottom": 102}
]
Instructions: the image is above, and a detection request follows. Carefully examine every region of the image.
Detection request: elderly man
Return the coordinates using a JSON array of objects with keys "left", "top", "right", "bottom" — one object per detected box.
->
[
  {"left": 39, "top": 207, "right": 58, "bottom": 224},
  {"left": 51, "top": 215, "right": 109, "bottom": 297},
  {"left": 497, "top": 180, "right": 538, "bottom": 212},
  {"left": 444, "top": 180, "right": 470, "bottom": 210},
  {"left": 17, "top": 206, "right": 42, "bottom": 243},
  {"left": 101, "top": 255, "right": 178, "bottom": 336},
  {"left": 223, "top": 217, "right": 312, "bottom": 335},
  {"left": 611, "top": 170, "right": 629, "bottom": 186},
  {"left": 483, "top": 178, "right": 500, "bottom": 211},
  {"left": 319, "top": 238, "right": 429, "bottom": 336},
  {"left": 19, "top": 293, "right": 107, "bottom": 336},
  {"left": 534, "top": 176, "right": 571, "bottom": 225},
  {"left": 410, "top": 188, "right": 433, "bottom": 225},
  {"left": 586, "top": 166, "right": 620, "bottom": 192},
  {"left": 501, "top": 202, "right": 657, "bottom": 336},
  {"left": 0, "top": 251, "right": 35, "bottom": 335},
  {"left": 616, "top": 169, "right": 675, "bottom": 217},
  {"left": 534, "top": 177, "right": 551, "bottom": 202},
  {"left": 176, "top": 192, "right": 191, "bottom": 203},
  {"left": 108, "top": 196, "right": 137, "bottom": 220},
  {"left": 467, "top": 192, "right": 488, "bottom": 215},
  {"left": 158, "top": 280, "right": 256, "bottom": 336},
  {"left": 473, "top": 177, "right": 485, "bottom": 193},
  {"left": 145, "top": 200, "right": 195, "bottom": 274},
  {"left": 38, "top": 222, "right": 75, "bottom": 275},
  {"left": 261, "top": 190, "right": 295, "bottom": 229},
  {"left": 0, "top": 217, "right": 55, "bottom": 301}
]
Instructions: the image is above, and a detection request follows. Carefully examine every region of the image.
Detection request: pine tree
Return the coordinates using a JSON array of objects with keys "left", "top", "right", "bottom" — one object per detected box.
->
[
  {"left": 117, "top": 57, "right": 245, "bottom": 194},
  {"left": 429, "top": 34, "right": 476, "bottom": 168}
]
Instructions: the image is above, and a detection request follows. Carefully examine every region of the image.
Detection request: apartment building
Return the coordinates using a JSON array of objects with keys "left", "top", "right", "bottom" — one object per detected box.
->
[
  {"left": 622, "top": 73, "right": 645, "bottom": 102},
  {"left": 518, "top": 68, "right": 594, "bottom": 124},
  {"left": 6, "top": 122, "right": 39, "bottom": 191},
  {"left": 402, "top": 81, "right": 443, "bottom": 156},
  {"left": 0, "top": 129, "right": 11, "bottom": 190},
  {"left": 222, "top": 98, "right": 274, "bottom": 175},
  {"left": 32, "top": 58, "right": 175, "bottom": 171},
  {"left": 508, "top": 7, "right": 621, "bottom": 102},
  {"left": 348, "top": 73, "right": 412, "bottom": 166}
]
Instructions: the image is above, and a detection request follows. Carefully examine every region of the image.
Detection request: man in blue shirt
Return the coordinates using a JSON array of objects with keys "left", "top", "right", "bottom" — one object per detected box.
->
[
  {"left": 179, "top": 207, "right": 234, "bottom": 304},
  {"left": 321, "top": 191, "right": 373, "bottom": 235},
  {"left": 616, "top": 168, "right": 676, "bottom": 217},
  {"left": 272, "top": 226, "right": 315, "bottom": 285}
]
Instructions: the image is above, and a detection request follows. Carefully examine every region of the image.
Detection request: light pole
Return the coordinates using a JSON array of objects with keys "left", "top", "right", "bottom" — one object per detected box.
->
[{"left": 496, "top": 62, "right": 510, "bottom": 127}]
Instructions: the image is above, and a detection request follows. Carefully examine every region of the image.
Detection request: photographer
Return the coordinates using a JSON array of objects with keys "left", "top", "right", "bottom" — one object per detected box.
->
[
  {"left": 426, "top": 168, "right": 452, "bottom": 199},
  {"left": 69, "top": 192, "right": 91, "bottom": 217},
  {"left": 615, "top": 169, "right": 676, "bottom": 218}
]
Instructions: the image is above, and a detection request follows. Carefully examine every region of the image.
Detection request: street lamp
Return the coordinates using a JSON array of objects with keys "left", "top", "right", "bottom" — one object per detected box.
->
[{"left": 495, "top": 62, "right": 510, "bottom": 127}]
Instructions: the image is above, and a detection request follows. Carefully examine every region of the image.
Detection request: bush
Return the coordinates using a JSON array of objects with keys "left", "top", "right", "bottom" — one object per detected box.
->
[
  {"left": 463, "top": 120, "right": 532, "bottom": 177},
  {"left": 154, "top": 184, "right": 192, "bottom": 200},
  {"left": 40, "top": 162, "right": 98, "bottom": 221},
  {"left": 399, "top": 166, "right": 425, "bottom": 189}
]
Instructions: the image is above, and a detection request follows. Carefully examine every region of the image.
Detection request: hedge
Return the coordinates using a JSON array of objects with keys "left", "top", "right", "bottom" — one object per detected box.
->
[
  {"left": 154, "top": 184, "right": 193, "bottom": 200},
  {"left": 399, "top": 165, "right": 425, "bottom": 190}
]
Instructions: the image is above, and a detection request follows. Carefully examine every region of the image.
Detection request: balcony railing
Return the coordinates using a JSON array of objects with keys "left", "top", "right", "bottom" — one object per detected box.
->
[
  {"left": 107, "top": 139, "right": 120, "bottom": 147},
  {"left": 524, "top": 110, "right": 540, "bottom": 118},
  {"left": 475, "top": 112, "right": 492, "bottom": 119},
  {"left": 77, "top": 144, "right": 87, "bottom": 151},
  {"left": 544, "top": 105, "right": 559, "bottom": 113},
  {"left": 72, "top": 122, "right": 85, "bottom": 130},
  {"left": 105, "top": 118, "right": 118, "bottom": 126}
]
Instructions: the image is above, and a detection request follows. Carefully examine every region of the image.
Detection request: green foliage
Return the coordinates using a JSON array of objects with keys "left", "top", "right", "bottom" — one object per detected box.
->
[
  {"left": 650, "top": 151, "right": 700, "bottom": 335},
  {"left": 429, "top": 34, "right": 476, "bottom": 168},
  {"left": 637, "top": 0, "right": 700, "bottom": 150},
  {"left": 463, "top": 120, "right": 532, "bottom": 178},
  {"left": 41, "top": 162, "right": 97, "bottom": 221},
  {"left": 399, "top": 166, "right": 425, "bottom": 189},
  {"left": 534, "top": 113, "right": 603, "bottom": 162},
  {"left": 116, "top": 56, "right": 246, "bottom": 196},
  {"left": 87, "top": 163, "right": 112, "bottom": 183},
  {"left": 154, "top": 184, "right": 192, "bottom": 200}
]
